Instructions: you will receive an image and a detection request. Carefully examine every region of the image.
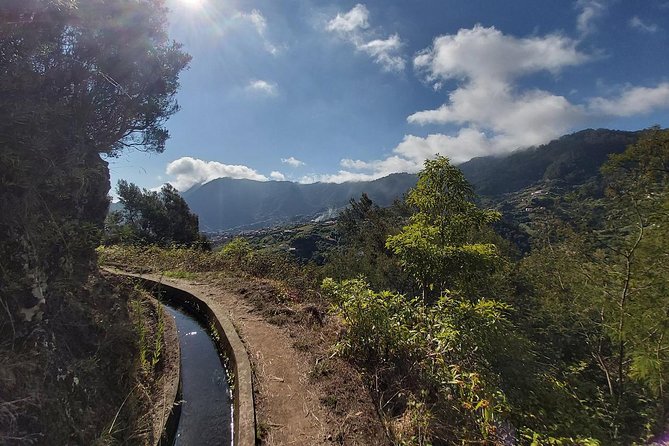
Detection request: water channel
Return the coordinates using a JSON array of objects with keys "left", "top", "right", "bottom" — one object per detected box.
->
[{"left": 164, "top": 304, "right": 233, "bottom": 445}]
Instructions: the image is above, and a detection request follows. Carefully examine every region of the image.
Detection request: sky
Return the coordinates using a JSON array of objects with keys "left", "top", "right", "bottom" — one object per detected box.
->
[{"left": 108, "top": 0, "right": 669, "bottom": 193}]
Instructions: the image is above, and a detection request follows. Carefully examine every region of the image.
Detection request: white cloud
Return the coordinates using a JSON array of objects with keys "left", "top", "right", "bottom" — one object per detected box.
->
[
  {"left": 246, "top": 79, "right": 278, "bottom": 96},
  {"left": 629, "top": 16, "right": 660, "bottom": 33},
  {"left": 281, "top": 156, "right": 305, "bottom": 167},
  {"left": 303, "top": 155, "right": 418, "bottom": 183},
  {"left": 575, "top": 0, "right": 606, "bottom": 36},
  {"left": 234, "top": 9, "right": 280, "bottom": 55},
  {"left": 321, "top": 24, "right": 669, "bottom": 183},
  {"left": 394, "top": 130, "right": 496, "bottom": 165},
  {"left": 326, "top": 4, "right": 370, "bottom": 33},
  {"left": 340, "top": 158, "right": 371, "bottom": 169},
  {"left": 327, "top": 4, "right": 406, "bottom": 72},
  {"left": 246, "top": 9, "right": 267, "bottom": 33},
  {"left": 413, "top": 25, "right": 588, "bottom": 84},
  {"left": 588, "top": 83, "right": 669, "bottom": 116},
  {"left": 408, "top": 25, "right": 588, "bottom": 158},
  {"left": 358, "top": 34, "right": 406, "bottom": 72},
  {"left": 270, "top": 171, "right": 286, "bottom": 181},
  {"left": 166, "top": 157, "right": 268, "bottom": 190}
]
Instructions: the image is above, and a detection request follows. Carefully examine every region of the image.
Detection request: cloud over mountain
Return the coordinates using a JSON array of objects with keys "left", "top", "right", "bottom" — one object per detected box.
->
[
  {"left": 324, "top": 23, "right": 669, "bottom": 182},
  {"left": 166, "top": 157, "right": 268, "bottom": 190}
]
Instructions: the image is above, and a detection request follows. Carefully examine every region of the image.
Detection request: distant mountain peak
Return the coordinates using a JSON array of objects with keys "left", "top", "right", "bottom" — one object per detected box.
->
[{"left": 181, "top": 129, "right": 641, "bottom": 231}]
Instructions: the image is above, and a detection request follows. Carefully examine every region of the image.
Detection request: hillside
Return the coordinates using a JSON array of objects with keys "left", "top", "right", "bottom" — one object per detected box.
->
[
  {"left": 180, "top": 129, "right": 640, "bottom": 232},
  {"left": 459, "top": 128, "right": 640, "bottom": 196},
  {"left": 182, "top": 172, "right": 417, "bottom": 231}
]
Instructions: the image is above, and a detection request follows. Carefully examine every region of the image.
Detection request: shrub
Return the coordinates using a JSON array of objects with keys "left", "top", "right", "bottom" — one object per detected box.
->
[{"left": 323, "top": 278, "right": 516, "bottom": 444}]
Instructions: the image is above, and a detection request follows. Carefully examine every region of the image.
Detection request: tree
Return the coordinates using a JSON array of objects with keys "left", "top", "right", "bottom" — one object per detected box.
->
[
  {"left": 597, "top": 127, "right": 669, "bottom": 430},
  {"left": 386, "top": 156, "right": 501, "bottom": 299},
  {"left": 515, "top": 128, "right": 669, "bottom": 443},
  {"left": 325, "top": 194, "right": 413, "bottom": 292},
  {"left": 0, "top": 0, "right": 190, "bottom": 321},
  {"left": 106, "top": 180, "right": 205, "bottom": 247},
  {"left": 0, "top": 1, "right": 190, "bottom": 441}
]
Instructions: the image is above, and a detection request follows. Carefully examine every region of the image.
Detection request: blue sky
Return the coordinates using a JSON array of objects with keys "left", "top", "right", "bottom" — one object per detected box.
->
[{"left": 108, "top": 0, "right": 669, "bottom": 193}]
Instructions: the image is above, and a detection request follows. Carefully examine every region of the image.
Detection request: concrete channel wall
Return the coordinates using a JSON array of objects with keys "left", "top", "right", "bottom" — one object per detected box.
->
[{"left": 107, "top": 269, "right": 256, "bottom": 446}]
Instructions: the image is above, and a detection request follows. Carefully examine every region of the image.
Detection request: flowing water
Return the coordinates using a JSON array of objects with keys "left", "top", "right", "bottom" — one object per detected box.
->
[{"left": 163, "top": 304, "right": 233, "bottom": 445}]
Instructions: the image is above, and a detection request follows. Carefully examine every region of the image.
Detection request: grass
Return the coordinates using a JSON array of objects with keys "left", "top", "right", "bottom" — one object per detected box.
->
[
  {"left": 162, "top": 270, "right": 197, "bottom": 280},
  {"left": 130, "top": 292, "right": 165, "bottom": 376}
]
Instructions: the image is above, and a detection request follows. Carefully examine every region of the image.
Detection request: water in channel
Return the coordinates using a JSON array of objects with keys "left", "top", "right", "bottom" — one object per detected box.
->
[{"left": 164, "top": 304, "right": 233, "bottom": 445}]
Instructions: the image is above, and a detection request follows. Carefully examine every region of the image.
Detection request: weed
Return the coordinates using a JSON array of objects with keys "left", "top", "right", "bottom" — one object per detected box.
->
[
  {"left": 151, "top": 306, "right": 165, "bottom": 369},
  {"left": 130, "top": 299, "right": 149, "bottom": 373},
  {"left": 309, "top": 358, "right": 333, "bottom": 381},
  {"left": 209, "top": 321, "right": 221, "bottom": 343}
]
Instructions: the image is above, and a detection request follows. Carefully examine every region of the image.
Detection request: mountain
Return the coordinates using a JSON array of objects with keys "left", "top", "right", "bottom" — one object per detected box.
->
[
  {"left": 182, "top": 172, "right": 417, "bottom": 231},
  {"left": 459, "top": 128, "right": 640, "bottom": 196},
  {"left": 182, "top": 129, "right": 641, "bottom": 232}
]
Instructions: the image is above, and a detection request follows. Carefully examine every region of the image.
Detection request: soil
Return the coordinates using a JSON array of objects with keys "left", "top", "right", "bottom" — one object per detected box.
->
[{"left": 144, "top": 271, "right": 388, "bottom": 446}]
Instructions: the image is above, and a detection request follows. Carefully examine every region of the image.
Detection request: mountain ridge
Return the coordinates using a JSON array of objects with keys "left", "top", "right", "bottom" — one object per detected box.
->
[
  {"left": 182, "top": 172, "right": 417, "bottom": 231},
  {"left": 182, "top": 128, "right": 642, "bottom": 232}
]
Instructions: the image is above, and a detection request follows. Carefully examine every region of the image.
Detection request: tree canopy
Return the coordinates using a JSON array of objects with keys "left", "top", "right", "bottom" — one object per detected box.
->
[
  {"left": 0, "top": 0, "right": 191, "bottom": 156},
  {"left": 386, "top": 155, "right": 501, "bottom": 298},
  {"left": 106, "top": 181, "right": 207, "bottom": 247},
  {"left": 1, "top": 0, "right": 191, "bottom": 321}
]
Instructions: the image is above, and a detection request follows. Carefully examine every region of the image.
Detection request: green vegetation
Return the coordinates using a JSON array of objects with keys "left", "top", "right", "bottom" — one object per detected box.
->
[
  {"left": 323, "top": 278, "right": 520, "bottom": 443},
  {"left": 105, "top": 181, "right": 208, "bottom": 248},
  {"left": 2, "top": 2, "right": 662, "bottom": 443},
  {"left": 386, "top": 156, "right": 501, "bottom": 300},
  {"left": 323, "top": 194, "right": 412, "bottom": 292},
  {"left": 0, "top": 0, "right": 189, "bottom": 443},
  {"left": 97, "top": 129, "right": 669, "bottom": 444},
  {"left": 130, "top": 292, "right": 166, "bottom": 375},
  {"left": 220, "top": 237, "right": 254, "bottom": 262},
  {"left": 510, "top": 127, "right": 669, "bottom": 444}
]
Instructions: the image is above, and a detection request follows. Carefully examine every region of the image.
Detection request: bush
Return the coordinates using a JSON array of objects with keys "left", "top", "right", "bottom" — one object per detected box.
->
[
  {"left": 323, "top": 278, "right": 519, "bottom": 444},
  {"left": 220, "top": 237, "right": 253, "bottom": 263}
]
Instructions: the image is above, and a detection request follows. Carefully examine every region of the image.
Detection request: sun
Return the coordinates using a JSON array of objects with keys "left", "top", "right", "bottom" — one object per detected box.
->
[{"left": 180, "top": 0, "right": 205, "bottom": 9}]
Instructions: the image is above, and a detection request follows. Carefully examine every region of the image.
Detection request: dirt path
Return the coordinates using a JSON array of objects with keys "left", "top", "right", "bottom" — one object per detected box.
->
[{"left": 153, "top": 275, "right": 343, "bottom": 445}]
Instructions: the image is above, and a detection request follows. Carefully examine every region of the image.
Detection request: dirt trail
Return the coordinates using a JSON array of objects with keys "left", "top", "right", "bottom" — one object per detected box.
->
[{"left": 157, "top": 275, "right": 335, "bottom": 445}]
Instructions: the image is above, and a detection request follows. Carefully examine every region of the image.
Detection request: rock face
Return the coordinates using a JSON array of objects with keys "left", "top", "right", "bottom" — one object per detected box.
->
[{"left": 0, "top": 146, "right": 110, "bottom": 327}]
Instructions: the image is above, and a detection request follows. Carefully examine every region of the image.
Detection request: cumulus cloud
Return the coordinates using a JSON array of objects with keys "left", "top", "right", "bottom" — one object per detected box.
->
[
  {"left": 340, "top": 158, "right": 371, "bottom": 169},
  {"left": 281, "top": 156, "right": 305, "bottom": 167},
  {"left": 301, "top": 155, "right": 418, "bottom": 183},
  {"left": 234, "top": 9, "right": 280, "bottom": 54},
  {"left": 326, "top": 4, "right": 369, "bottom": 33},
  {"left": 270, "top": 171, "right": 286, "bottom": 181},
  {"left": 246, "top": 79, "right": 278, "bottom": 96},
  {"left": 327, "top": 4, "right": 406, "bottom": 72},
  {"left": 408, "top": 25, "right": 588, "bottom": 157},
  {"left": 413, "top": 25, "right": 588, "bottom": 85},
  {"left": 629, "top": 16, "right": 660, "bottom": 33},
  {"left": 318, "top": 24, "right": 669, "bottom": 183},
  {"left": 575, "top": 0, "right": 606, "bottom": 36},
  {"left": 166, "top": 157, "right": 268, "bottom": 190},
  {"left": 589, "top": 83, "right": 669, "bottom": 116},
  {"left": 394, "top": 130, "right": 497, "bottom": 165}
]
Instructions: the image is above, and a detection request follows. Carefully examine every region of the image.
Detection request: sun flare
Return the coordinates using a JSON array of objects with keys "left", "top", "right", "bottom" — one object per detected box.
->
[{"left": 180, "top": 0, "right": 205, "bottom": 9}]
